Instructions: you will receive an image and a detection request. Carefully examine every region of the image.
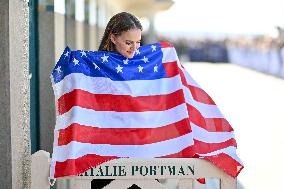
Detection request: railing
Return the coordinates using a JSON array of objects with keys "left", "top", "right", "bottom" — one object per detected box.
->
[{"left": 31, "top": 150, "right": 236, "bottom": 189}]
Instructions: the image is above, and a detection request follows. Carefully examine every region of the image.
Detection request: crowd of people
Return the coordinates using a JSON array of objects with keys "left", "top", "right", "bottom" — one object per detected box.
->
[
  {"left": 159, "top": 35, "right": 284, "bottom": 78},
  {"left": 227, "top": 36, "right": 284, "bottom": 78}
]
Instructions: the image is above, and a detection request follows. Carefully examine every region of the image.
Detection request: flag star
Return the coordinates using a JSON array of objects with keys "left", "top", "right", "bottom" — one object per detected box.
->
[
  {"left": 80, "top": 51, "right": 87, "bottom": 57},
  {"left": 135, "top": 49, "right": 140, "bottom": 55},
  {"left": 73, "top": 58, "right": 79, "bottom": 66},
  {"left": 101, "top": 54, "right": 109, "bottom": 63},
  {"left": 93, "top": 62, "right": 100, "bottom": 70},
  {"left": 64, "top": 51, "right": 69, "bottom": 57},
  {"left": 137, "top": 65, "right": 143, "bottom": 72},
  {"left": 123, "top": 58, "right": 129, "bottom": 65},
  {"left": 141, "top": 56, "right": 149, "bottom": 63},
  {"left": 55, "top": 66, "right": 62, "bottom": 73},
  {"left": 151, "top": 45, "right": 156, "bottom": 52},
  {"left": 154, "top": 64, "right": 158, "bottom": 72},
  {"left": 116, "top": 64, "right": 123, "bottom": 73}
]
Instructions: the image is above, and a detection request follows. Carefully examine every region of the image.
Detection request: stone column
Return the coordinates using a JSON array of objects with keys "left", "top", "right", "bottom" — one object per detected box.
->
[
  {"left": 0, "top": 0, "right": 31, "bottom": 189},
  {"left": 38, "top": 6, "right": 56, "bottom": 154},
  {"left": 146, "top": 15, "right": 158, "bottom": 44}
]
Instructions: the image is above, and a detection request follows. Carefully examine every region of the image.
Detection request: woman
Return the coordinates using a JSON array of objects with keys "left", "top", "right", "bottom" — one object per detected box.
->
[
  {"left": 98, "top": 12, "right": 143, "bottom": 58},
  {"left": 92, "top": 12, "right": 143, "bottom": 189}
]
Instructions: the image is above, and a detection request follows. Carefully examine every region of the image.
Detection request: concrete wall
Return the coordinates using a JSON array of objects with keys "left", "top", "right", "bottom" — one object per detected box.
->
[{"left": 0, "top": 0, "right": 31, "bottom": 188}]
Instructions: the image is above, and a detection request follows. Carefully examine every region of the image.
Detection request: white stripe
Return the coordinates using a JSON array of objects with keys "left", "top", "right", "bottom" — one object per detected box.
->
[
  {"left": 55, "top": 103, "right": 189, "bottom": 130},
  {"left": 181, "top": 68, "right": 201, "bottom": 88},
  {"left": 53, "top": 73, "right": 183, "bottom": 99},
  {"left": 198, "top": 146, "right": 243, "bottom": 164},
  {"left": 161, "top": 48, "right": 200, "bottom": 89},
  {"left": 183, "top": 86, "right": 224, "bottom": 118},
  {"left": 53, "top": 133, "right": 194, "bottom": 162},
  {"left": 191, "top": 123, "right": 234, "bottom": 143},
  {"left": 181, "top": 68, "right": 225, "bottom": 118},
  {"left": 54, "top": 75, "right": 223, "bottom": 119},
  {"left": 161, "top": 47, "right": 178, "bottom": 63}
]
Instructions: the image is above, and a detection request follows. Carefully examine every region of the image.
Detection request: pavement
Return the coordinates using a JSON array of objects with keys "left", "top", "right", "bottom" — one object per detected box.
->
[{"left": 183, "top": 62, "right": 284, "bottom": 189}]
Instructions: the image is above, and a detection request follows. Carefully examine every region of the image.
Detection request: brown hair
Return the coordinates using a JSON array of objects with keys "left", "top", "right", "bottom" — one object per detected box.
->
[{"left": 98, "top": 12, "right": 143, "bottom": 52}]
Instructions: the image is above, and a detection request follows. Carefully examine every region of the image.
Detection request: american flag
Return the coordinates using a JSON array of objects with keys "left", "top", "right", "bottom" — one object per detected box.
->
[{"left": 50, "top": 41, "right": 243, "bottom": 179}]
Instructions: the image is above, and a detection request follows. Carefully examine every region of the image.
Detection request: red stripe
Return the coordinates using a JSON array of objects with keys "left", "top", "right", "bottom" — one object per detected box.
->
[
  {"left": 160, "top": 138, "right": 236, "bottom": 158},
  {"left": 179, "top": 67, "right": 215, "bottom": 105},
  {"left": 194, "top": 138, "right": 237, "bottom": 154},
  {"left": 54, "top": 154, "right": 118, "bottom": 178},
  {"left": 187, "top": 104, "right": 234, "bottom": 132},
  {"left": 163, "top": 61, "right": 179, "bottom": 78},
  {"left": 203, "top": 153, "right": 243, "bottom": 178},
  {"left": 179, "top": 67, "right": 189, "bottom": 86},
  {"left": 160, "top": 41, "right": 173, "bottom": 48},
  {"left": 58, "top": 118, "right": 192, "bottom": 145},
  {"left": 58, "top": 89, "right": 185, "bottom": 115},
  {"left": 187, "top": 85, "right": 216, "bottom": 105},
  {"left": 160, "top": 145, "right": 195, "bottom": 158},
  {"left": 179, "top": 67, "right": 233, "bottom": 132}
]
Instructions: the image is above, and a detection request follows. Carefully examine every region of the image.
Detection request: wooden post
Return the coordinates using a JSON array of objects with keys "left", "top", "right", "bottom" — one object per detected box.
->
[
  {"left": 220, "top": 176, "right": 237, "bottom": 189},
  {"left": 31, "top": 150, "right": 50, "bottom": 189},
  {"left": 179, "top": 179, "right": 194, "bottom": 189},
  {"left": 71, "top": 178, "right": 91, "bottom": 189}
]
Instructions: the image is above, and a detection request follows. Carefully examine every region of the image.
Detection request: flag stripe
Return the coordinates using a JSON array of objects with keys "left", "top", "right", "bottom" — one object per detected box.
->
[
  {"left": 179, "top": 67, "right": 201, "bottom": 88},
  {"left": 179, "top": 65, "right": 233, "bottom": 132},
  {"left": 160, "top": 145, "right": 196, "bottom": 158},
  {"left": 156, "top": 138, "right": 236, "bottom": 159},
  {"left": 57, "top": 89, "right": 185, "bottom": 115},
  {"left": 53, "top": 126, "right": 236, "bottom": 162},
  {"left": 203, "top": 153, "right": 243, "bottom": 177},
  {"left": 160, "top": 41, "right": 174, "bottom": 48},
  {"left": 57, "top": 119, "right": 235, "bottom": 146},
  {"left": 57, "top": 118, "right": 191, "bottom": 145},
  {"left": 179, "top": 67, "right": 216, "bottom": 105},
  {"left": 53, "top": 73, "right": 182, "bottom": 100},
  {"left": 191, "top": 122, "right": 235, "bottom": 142},
  {"left": 55, "top": 101, "right": 230, "bottom": 132},
  {"left": 161, "top": 47, "right": 178, "bottom": 63},
  {"left": 53, "top": 72, "right": 224, "bottom": 119},
  {"left": 197, "top": 146, "right": 241, "bottom": 162},
  {"left": 184, "top": 89, "right": 224, "bottom": 118},
  {"left": 54, "top": 74, "right": 223, "bottom": 117},
  {"left": 187, "top": 104, "right": 233, "bottom": 132},
  {"left": 163, "top": 61, "right": 179, "bottom": 78},
  {"left": 55, "top": 104, "right": 189, "bottom": 130},
  {"left": 52, "top": 133, "right": 194, "bottom": 162},
  {"left": 194, "top": 139, "right": 237, "bottom": 154},
  {"left": 187, "top": 85, "right": 216, "bottom": 105}
]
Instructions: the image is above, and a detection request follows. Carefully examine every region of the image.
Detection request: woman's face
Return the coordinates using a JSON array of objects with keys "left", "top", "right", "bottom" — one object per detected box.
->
[{"left": 111, "top": 28, "right": 142, "bottom": 58}]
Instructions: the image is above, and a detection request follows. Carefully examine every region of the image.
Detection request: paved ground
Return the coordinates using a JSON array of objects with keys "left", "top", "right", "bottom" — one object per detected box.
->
[{"left": 183, "top": 62, "right": 284, "bottom": 189}]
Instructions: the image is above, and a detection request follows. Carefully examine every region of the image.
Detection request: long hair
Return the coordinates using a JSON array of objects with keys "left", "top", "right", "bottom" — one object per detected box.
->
[{"left": 98, "top": 12, "right": 143, "bottom": 52}]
